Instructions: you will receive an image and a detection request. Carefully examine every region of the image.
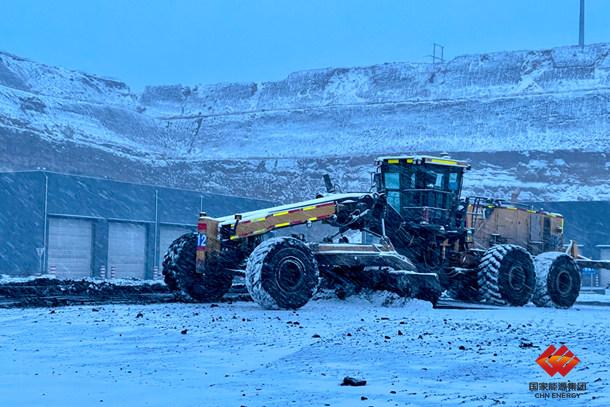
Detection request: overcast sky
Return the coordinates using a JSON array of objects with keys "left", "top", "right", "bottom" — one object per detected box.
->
[{"left": 1, "top": 0, "right": 609, "bottom": 90}]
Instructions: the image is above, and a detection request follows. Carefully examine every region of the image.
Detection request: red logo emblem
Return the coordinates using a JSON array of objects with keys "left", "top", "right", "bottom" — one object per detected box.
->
[{"left": 536, "top": 345, "right": 580, "bottom": 377}]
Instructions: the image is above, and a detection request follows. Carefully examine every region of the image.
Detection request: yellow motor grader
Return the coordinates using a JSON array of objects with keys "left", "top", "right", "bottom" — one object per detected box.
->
[{"left": 163, "top": 155, "right": 585, "bottom": 309}]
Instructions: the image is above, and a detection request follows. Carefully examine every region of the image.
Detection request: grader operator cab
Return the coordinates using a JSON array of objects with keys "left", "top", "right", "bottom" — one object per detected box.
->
[
  {"left": 163, "top": 154, "right": 583, "bottom": 310},
  {"left": 376, "top": 155, "right": 467, "bottom": 228}
]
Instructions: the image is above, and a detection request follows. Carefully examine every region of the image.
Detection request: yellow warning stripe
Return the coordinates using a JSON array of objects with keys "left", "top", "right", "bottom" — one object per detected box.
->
[
  {"left": 429, "top": 158, "right": 459, "bottom": 166},
  {"left": 227, "top": 202, "right": 337, "bottom": 241}
]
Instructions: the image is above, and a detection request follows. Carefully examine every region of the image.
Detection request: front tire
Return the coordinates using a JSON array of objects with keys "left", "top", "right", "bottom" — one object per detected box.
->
[
  {"left": 477, "top": 244, "right": 535, "bottom": 306},
  {"left": 532, "top": 252, "right": 580, "bottom": 308},
  {"left": 162, "top": 233, "right": 233, "bottom": 302},
  {"left": 245, "top": 237, "right": 319, "bottom": 309}
]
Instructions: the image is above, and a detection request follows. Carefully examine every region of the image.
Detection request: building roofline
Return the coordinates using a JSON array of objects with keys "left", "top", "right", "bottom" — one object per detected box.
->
[{"left": 0, "top": 170, "right": 274, "bottom": 205}]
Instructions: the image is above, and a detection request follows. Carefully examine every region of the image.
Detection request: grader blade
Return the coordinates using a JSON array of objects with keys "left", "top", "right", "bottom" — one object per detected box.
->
[{"left": 313, "top": 242, "right": 442, "bottom": 304}]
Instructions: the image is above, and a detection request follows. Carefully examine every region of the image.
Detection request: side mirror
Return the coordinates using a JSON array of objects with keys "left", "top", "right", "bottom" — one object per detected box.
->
[{"left": 372, "top": 173, "right": 383, "bottom": 192}]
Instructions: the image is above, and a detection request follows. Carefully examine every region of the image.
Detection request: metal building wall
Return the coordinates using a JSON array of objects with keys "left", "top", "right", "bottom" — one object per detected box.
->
[
  {"left": 0, "top": 171, "right": 273, "bottom": 278},
  {"left": 0, "top": 172, "right": 46, "bottom": 276}
]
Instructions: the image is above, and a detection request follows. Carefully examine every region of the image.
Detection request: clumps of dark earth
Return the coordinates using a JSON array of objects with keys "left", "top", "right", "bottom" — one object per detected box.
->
[
  {"left": 0, "top": 277, "right": 424, "bottom": 309},
  {"left": 519, "top": 341, "right": 535, "bottom": 348},
  {"left": 0, "top": 278, "right": 172, "bottom": 308},
  {"left": 0, "top": 277, "right": 256, "bottom": 308},
  {"left": 341, "top": 376, "right": 367, "bottom": 386}
]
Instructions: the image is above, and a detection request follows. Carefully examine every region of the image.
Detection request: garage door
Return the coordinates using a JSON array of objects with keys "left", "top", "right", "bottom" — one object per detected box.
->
[
  {"left": 47, "top": 217, "right": 93, "bottom": 279},
  {"left": 108, "top": 222, "right": 147, "bottom": 279},
  {"left": 159, "top": 225, "right": 194, "bottom": 268}
]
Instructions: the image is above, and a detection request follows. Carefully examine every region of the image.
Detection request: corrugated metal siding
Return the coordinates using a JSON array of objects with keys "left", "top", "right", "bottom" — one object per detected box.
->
[
  {"left": 108, "top": 222, "right": 147, "bottom": 279},
  {"left": 47, "top": 217, "right": 93, "bottom": 279}
]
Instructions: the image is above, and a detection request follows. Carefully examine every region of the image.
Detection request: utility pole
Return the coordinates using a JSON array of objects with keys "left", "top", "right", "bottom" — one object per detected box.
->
[
  {"left": 431, "top": 43, "right": 445, "bottom": 64},
  {"left": 579, "top": 0, "right": 585, "bottom": 48}
]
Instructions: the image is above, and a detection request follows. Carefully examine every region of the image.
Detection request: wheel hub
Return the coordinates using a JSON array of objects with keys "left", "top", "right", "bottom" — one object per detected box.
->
[
  {"left": 508, "top": 265, "right": 526, "bottom": 291},
  {"left": 276, "top": 256, "right": 305, "bottom": 292},
  {"left": 556, "top": 269, "right": 573, "bottom": 295}
]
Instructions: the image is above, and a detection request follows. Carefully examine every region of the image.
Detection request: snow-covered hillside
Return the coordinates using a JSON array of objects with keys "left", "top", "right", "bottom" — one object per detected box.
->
[{"left": 1, "top": 44, "right": 610, "bottom": 202}]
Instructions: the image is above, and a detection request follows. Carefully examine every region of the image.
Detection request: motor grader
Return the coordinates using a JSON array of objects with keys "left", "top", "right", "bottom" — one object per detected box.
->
[{"left": 162, "top": 155, "right": 582, "bottom": 309}]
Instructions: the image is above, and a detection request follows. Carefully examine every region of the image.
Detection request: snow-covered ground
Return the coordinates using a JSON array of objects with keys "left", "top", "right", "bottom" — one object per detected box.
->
[{"left": 0, "top": 295, "right": 608, "bottom": 406}]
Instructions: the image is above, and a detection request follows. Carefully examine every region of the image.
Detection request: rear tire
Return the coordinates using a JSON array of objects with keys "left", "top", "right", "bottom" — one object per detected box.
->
[
  {"left": 532, "top": 252, "right": 580, "bottom": 308},
  {"left": 162, "top": 233, "right": 233, "bottom": 302},
  {"left": 477, "top": 244, "right": 535, "bottom": 306},
  {"left": 246, "top": 237, "right": 319, "bottom": 309}
]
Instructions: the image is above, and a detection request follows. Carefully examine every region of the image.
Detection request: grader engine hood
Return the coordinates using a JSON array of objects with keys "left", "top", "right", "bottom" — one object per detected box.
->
[{"left": 466, "top": 201, "right": 565, "bottom": 255}]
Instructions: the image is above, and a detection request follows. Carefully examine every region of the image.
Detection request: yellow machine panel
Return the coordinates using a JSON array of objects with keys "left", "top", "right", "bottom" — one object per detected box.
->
[
  {"left": 229, "top": 202, "right": 336, "bottom": 240},
  {"left": 467, "top": 204, "right": 564, "bottom": 255}
]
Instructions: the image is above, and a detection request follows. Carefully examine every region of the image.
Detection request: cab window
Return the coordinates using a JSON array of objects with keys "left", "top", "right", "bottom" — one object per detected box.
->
[
  {"left": 384, "top": 172, "right": 400, "bottom": 190},
  {"left": 434, "top": 173, "right": 444, "bottom": 189},
  {"left": 448, "top": 172, "right": 459, "bottom": 191},
  {"left": 387, "top": 191, "right": 401, "bottom": 212}
]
